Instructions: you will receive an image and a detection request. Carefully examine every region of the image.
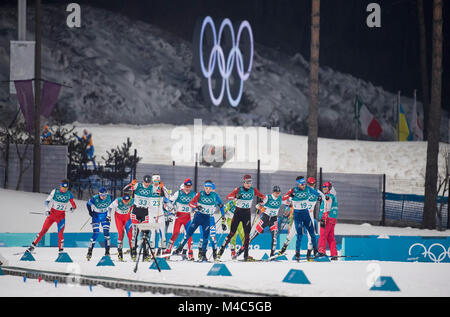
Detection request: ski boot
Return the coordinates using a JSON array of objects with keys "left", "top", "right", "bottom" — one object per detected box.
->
[
  {"left": 231, "top": 248, "right": 237, "bottom": 260},
  {"left": 163, "top": 247, "right": 172, "bottom": 255},
  {"left": 278, "top": 244, "right": 287, "bottom": 256},
  {"left": 244, "top": 255, "right": 256, "bottom": 262},
  {"left": 187, "top": 250, "right": 195, "bottom": 261},
  {"left": 295, "top": 251, "right": 301, "bottom": 262},
  {"left": 86, "top": 247, "right": 93, "bottom": 261},
  {"left": 131, "top": 247, "right": 137, "bottom": 261},
  {"left": 179, "top": 249, "right": 186, "bottom": 260},
  {"left": 236, "top": 247, "right": 245, "bottom": 257},
  {"left": 314, "top": 247, "right": 326, "bottom": 259},
  {"left": 172, "top": 245, "right": 183, "bottom": 256},
  {"left": 197, "top": 247, "right": 203, "bottom": 261},
  {"left": 212, "top": 248, "right": 217, "bottom": 261},
  {"left": 118, "top": 249, "right": 124, "bottom": 262},
  {"left": 270, "top": 249, "right": 276, "bottom": 257},
  {"left": 26, "top": 243, "right": 36, "bottom": 254},
  {"left": 216, "top": 246, "right": 225, "bottom": 260},
  {"left": 199, "top": 250, "right": 208, "bottom": 262},
  {"left": 330, "top": 256, "right": 338, "bottom": 261},
  {"left": 306, "top": 249, "right": 312, "bottom": 261}
]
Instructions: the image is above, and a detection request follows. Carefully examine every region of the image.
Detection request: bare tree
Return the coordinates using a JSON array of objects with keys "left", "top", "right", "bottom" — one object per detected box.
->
[
  {"left": 417, "top": 0, "right": 430, "bottom": 139},
  {"left": 436, "top": 150, "right": 449, "bottom": 231},
  {"left": 307, "top": 0, "right": 320, "bottom": 181},
  {"left": 422, "top": 0, "right": 443, "bottom": 229},
  {"left": 0, "top": 118, "right": 34, "bottom": 191}
]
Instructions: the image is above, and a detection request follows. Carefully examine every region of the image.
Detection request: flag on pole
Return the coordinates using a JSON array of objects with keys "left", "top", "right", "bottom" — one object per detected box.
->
[
  {"left": 14, "top": 79, "right": 35, "bottom": 134},
  {"left": 354, "top": 96, "right": 383, "bottom": 139},
  {"left": 411, "top": 92, "right": 423, "bottom": 141},
  {"left": 40, "top": 80, "right": 62, "bottom": 118},
  {"left": 396, "top": 104, "right": 413, "bottom": 141}
]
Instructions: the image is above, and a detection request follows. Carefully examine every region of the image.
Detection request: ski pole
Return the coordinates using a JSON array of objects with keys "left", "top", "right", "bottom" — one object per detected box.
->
[
  {"left": 29, "top": 211, "right": 45, "bottom": 215},
  {"left": 79, "top": 217, "right": 91, "bottom": 232}
]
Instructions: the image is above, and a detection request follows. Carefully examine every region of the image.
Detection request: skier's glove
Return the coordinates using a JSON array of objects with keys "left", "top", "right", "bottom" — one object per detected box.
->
[
  {"left": 69, "top": 207, "right": 75, "bottom": 213},
  {"left": 106, "top": 216, "right": 111, "bottom": 223},
  {"left": 325, "top": 196, "right": 330, "bottom": 201},
  {"left": 45, "top": 209, "right": 50, "bottom": 216},
  {"left": 320, "top": 219, "right": 326, "bottom": 228}
]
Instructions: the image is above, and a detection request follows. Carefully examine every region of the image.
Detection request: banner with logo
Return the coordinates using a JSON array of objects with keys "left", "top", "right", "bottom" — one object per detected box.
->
[{"left": 342, "top": 236, "right": 450, "bottom": 263}]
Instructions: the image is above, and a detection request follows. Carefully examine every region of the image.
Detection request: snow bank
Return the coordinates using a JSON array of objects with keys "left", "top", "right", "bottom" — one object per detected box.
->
[{"left": 66, "top": 123, "right": 450, "bottom": 195}]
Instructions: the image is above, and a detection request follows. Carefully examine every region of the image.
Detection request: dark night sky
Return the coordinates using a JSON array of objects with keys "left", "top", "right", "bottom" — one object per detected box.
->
[{"left": 4, "top": 0, "right": 450, "bottom": 109}]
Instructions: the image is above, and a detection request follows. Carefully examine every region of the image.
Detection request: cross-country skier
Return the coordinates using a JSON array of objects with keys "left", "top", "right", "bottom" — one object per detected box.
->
[
  {"left": 304, "top": 177, "right": 320, "bottom": 259},
  {"left": 108, "top": 192, "right": 134, "bottom": 261},
  {"left": 164, "top": 179, "right": 196, "bottom": 260},
  {"left": 277, "top": 177, "right": 322, "bottom": 260},
  {"left": 281, "top": 176, "right": 325, "bottom": 261},
  {"left": 126, "top": 174, "right": 170, "bottom": 261},
  {"left": 86, "top": 187, "right": 113, "bottom": 260},
  {"left": 172, "top": 180, "right": 225, "bottom": 262},
  {"left": 235, "top": 185, "right": 283, "bottom": 258},
  {"left": 223, "top": 200, "right": 245, "bottom": 259},
  {"left": 217, "top": 174, "right": 266, "bottom": 261},
  {"left": 317, "top": 182, "right": 339, "bottom": 260},
  {"left": 197, "top": 183, "right": 227, "bottom": 260},
  {"left": 26, "top": 180, "right": 77, "bottom": 254}
]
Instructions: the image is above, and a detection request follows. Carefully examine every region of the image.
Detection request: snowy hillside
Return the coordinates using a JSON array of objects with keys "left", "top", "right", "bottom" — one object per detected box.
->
[{"left": 1, "top": 4, "right": 446, "bottom": 141}]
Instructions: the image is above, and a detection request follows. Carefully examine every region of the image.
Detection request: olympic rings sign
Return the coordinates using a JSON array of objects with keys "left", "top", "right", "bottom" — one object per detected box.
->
[
  {"left": 193, "top": 16, "right": 254, "bottom": 107},
  {"left": 408, "top": 243, "right": 450, "bottom": 263}
]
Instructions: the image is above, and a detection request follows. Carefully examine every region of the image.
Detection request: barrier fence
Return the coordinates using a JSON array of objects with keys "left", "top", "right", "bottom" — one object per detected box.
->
[{"left": 385, "top": 192, "right": 449, "bottom": 228}]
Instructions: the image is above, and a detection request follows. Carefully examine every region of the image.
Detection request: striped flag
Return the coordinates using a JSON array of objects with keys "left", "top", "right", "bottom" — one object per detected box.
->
[{"left": 354, "top": 96, "right": 383, "bottom": 139}]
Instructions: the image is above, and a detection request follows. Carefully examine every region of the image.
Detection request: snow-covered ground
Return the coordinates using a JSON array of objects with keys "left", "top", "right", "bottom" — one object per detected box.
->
[
  {"left": 0, "top": 274, "right": 169, "bottom": 297},
  {"left": 1, "top": 188, "right": 450, "bottom": 297},
  {"left": 66, "top": 123, "right": 450, "bottom": 195},
  {"left": 1, "top": 247, "right": 449, "bottom": 297}
]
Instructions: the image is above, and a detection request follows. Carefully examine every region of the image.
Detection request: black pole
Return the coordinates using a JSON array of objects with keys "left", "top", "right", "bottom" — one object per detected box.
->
[
  {"left": 447, "top": 173, "right": 449, "bottom": 229},
  {"left": 32, "top": 0, "right": 41, "bottom": 193},
  {"left": 172, "top": 160, "right": 175, "bottom": 193},
  {"left": 319, "top": 167, "right": 322, "bottom": 189},
  {"left": 194, "top": 153, "right": 198, "bottom": 192},
  {"left": 382, "top": 174, "right": 386, "bottom": 226},
  {"left": 133, "top": 149, "right": 137, "bottom": 180},
  {"left": 4, "top": 110, "right": 20, "bottom": 189},
  {"left": 4, "top": 134, "right": 10, "bottom": 189},
  {"left": 257, "top": 159, "right": 260, "bottom": 190}
]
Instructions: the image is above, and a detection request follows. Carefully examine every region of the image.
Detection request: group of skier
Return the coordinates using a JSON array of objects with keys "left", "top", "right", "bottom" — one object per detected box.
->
[{"left": 25, "top": 172, "right": 339, "bottom": 262}]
